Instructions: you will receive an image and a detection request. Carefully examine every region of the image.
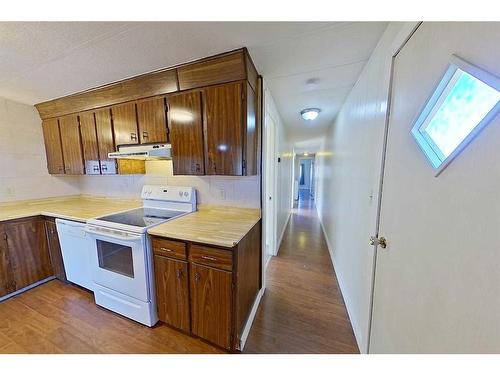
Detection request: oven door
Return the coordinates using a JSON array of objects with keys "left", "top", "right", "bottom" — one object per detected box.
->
[{"left": 85, "top": 225, "right": 150, "bottom": 302}]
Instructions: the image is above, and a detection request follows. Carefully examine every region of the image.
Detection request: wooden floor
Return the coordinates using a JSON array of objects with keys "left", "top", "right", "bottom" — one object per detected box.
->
[
  {"left": 0, "top": 191, "right": 358, "bottom": 354},
  {"left": 244, "top": 191, "right": 359, "bottom": 353},
  {"left": 0, "top": 281, "right": 223, "bottom": 353}
]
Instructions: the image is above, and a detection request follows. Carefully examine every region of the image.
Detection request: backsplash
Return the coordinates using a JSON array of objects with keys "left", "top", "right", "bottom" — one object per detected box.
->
[
  {"left": 78, "top": 160, "right": 261, "bottom": 208},
  {"left": 0, "top": 98, "right": 80, "bottom": 202}
]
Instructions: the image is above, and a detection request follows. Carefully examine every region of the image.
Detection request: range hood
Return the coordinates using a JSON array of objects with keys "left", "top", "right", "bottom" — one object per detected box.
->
[{"left": 108, "top": 143, "right": 172, "bottom": 160}]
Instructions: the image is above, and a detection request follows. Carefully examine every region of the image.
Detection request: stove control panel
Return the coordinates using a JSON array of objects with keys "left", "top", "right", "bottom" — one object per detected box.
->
[{"left": 141, "top": 185, "right": 196, "bottom": 203}]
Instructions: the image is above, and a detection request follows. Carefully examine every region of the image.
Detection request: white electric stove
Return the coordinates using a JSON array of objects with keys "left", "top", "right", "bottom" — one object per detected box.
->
[{"left": 85, "top": 185, "right": 196, "bottom": 326}]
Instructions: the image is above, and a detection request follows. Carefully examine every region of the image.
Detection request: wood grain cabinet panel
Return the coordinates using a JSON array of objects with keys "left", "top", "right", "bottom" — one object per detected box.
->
[
  {"left": 190, "top": 263, "right": 233, "bottom": 350},
  {"left": 178, "top": 52, "right": 246, "bottom": 91},
  {"left": 95, "top": 108, "right": 117, "bottom": 174},
  {"left": 0, "top": 224, "right": 16, "bottom": 297},
  {"left": 5, "top": 217, "right": 53, "bottom": 291},
  {"left": 168, "top": 91, "right": 205, "bottom": 175},
  {"left": 58, "top": 115, "right": 84, "bottom": 175},
  {"left": 111, "top": 103, "right": 139, "bottom": 146},
  {"left": 44, "top": 219, "right": 66, "bottom": 282},
  {"left": 189, "top": 245, "right": 233, "bottom": 272},
  {"left": 137, "top": 97, "right": 167, "bottom": 144},
  {"left": 78, "top": 111, "right": 101, "bottom": 174},
  {"left": 154, "top": 255, "right": 190, "bottom": 332},
  {"left": 41, "top": 119, "right": 64, "bottom": 174},
  {"left": 204, "top": 82, "right": 244, "bottom": 176}
]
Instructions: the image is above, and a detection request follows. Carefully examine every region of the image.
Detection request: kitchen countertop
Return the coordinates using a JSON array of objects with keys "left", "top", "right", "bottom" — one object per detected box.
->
[
  {"left": 147, "top": 205, "right": 261, "bottom": 248},
  {"left": 0, "top": 195, "right": 142, "bottom": 223}
]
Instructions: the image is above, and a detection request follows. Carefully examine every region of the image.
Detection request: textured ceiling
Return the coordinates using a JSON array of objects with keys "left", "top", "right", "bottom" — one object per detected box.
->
[{"left": 0, "top": 21, "right": 388, "bottom": 149}]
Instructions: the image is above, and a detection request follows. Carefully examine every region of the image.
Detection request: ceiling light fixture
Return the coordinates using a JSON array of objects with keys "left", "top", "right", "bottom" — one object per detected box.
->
[
  {"left": 301, "top": 108, "right": 321, "bottom": 121},
  {"left": 303, "top": 152, "right": 309, "bottom": 156}
]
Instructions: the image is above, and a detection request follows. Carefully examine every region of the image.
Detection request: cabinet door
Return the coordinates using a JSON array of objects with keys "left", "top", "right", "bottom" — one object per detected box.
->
[
  {"left": 137, "top": 97, "right": 167, "bottom": 144},
  {"left": 168, "top": 91, "right": 205, "bottom": 175},
  {"left": 190, "top": 263, "right": 232, "bottom": 349},
  {"left": 59, "top": 115, "right": 84, "bottom": 175},
  {"left": 204, "top": 82, "right": 244, "bottom": 175},
  {"left": 0, "top": 224, "right": 16, "bottom": 297},
  {"left": 95, "top": 108, "right": 117, "bottom": 174},
  {"left": 5, "top": 217, "right": 53, "bottom": 291},
  {"left": 79, "top": 111, "right": 101, "bottom": 174},
  {"left": 111, "top": 103, "right": 139, "bottom": 146},
  {"left": 245, "top": 82, "right": 258, "bottom": 176},
  {"left": 154, "top": 255, "right": 190, "bottom": 332},
  {"left": 44, "top": 220, "right": 66, "bottom": 282},
  {"left": 42, "top": 119, "right": 64, "bottom": 174}
]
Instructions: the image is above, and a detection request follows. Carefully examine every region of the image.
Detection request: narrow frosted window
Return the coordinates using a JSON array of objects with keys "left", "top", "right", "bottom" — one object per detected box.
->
[{"left": 411, "top": 56, "right": 500, "bottom": 175}]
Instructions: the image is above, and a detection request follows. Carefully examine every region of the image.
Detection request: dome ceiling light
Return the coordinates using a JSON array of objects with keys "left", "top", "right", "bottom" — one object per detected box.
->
[{"left": 301, "top": 108, "right": 321, "bottom": 121}]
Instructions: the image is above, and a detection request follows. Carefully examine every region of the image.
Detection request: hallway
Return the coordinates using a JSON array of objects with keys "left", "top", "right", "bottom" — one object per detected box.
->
[{"left": 244, "top": 194, "right": 359, "bottom": 353}]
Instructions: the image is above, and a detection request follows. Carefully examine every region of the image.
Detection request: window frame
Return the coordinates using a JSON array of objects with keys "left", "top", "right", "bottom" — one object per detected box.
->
[{"left": 410, "top": 55, "right": 500, "bottom": 176}]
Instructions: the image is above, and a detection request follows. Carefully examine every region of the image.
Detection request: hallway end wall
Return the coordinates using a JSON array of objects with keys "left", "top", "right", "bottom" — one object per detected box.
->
[{"left": 315, "top": 22, "right": 415, "bottom": 353}]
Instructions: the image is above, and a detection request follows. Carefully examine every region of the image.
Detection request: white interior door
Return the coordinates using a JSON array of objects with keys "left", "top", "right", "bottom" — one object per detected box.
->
[
  {"left": 370, "top": 22, "right": 500, "bottom": 353},
  {"left": 263, "top": 113, "right": 277, "bottom": 260}
]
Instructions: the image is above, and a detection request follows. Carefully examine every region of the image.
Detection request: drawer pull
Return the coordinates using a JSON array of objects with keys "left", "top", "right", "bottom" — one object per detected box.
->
[
  {"left": 160, "top": 247, "right": 173, "bottom": 252},
  {"left": 201, "top": 255, "right": 217, "bottom": 261}
]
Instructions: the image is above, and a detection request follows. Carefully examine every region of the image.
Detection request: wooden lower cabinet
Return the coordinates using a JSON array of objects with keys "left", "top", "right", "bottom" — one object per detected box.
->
[
  {"left": 151, "top": 220, "right": 261, "bottom": 351},
  {"left": 4, "top": 217, "right": 53, "bottom": 291},
  {"left": 154, "top": 255, "right": 190, "bottom": 332},
  {"left": 0, "top": 216, "right": 67, "bottom": 299},
  {"left": 0, "top": 223, "right": 16, "bottom": 297},
  {"left": 45, "top": 219, "right": 66, "bottom": 282},
  {"left": 190, "top": 263, "right": 233, "bottom": 349}
]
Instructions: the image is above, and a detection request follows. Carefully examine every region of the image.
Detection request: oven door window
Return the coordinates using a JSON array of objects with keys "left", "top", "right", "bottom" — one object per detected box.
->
[{"left": 96, "top": 239, "right": 135, "bottom": 278}]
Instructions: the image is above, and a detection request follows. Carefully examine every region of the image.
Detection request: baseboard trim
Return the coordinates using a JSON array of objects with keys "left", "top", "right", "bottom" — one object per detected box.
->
[
  {"left": 316, "top": 208, "right": 364, "bottom": 354},
  {"left": 276, "top": 211, "right": 291, "bottom": 255},
  {"left": 237, "top": 286, "right": 265, "bottom": 351},
  {"left": 0, "top": 276, "right": 56, "bottom": 302}
]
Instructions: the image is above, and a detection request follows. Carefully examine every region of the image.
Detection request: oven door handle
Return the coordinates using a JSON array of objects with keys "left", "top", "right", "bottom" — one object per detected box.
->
[{"left": 84, "top": 227, "right": 142, "bottom": 241}]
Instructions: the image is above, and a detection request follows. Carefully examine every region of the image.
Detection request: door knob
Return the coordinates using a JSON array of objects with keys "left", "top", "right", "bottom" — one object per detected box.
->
[{"left": 369, "top": 236, "right": 387, "bottom": 249}]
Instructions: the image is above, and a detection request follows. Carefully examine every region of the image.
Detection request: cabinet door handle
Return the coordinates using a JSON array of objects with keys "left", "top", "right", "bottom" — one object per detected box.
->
[
  {"left": 142, "top": 131, "right": 149, "bottom": 140},
  {"left": 201, "top": 255, "right": 217, "bottom": 262},
  {"left": 176, "top": 269, "right": 183, "bottom": 279},
  {"left": 194, "top": 272, "right": 201, "bottom": 283},
  {"left": 160, "top": 247, "right": 173, "bottom": 252},
  {"left": 130, "top": 132, "right": 137, "bottom": 141}
]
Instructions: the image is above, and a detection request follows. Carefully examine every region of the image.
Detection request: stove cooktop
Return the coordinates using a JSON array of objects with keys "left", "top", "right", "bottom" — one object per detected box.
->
[{"left": 95, "top": 207, "right": 184, "bottom": 228}]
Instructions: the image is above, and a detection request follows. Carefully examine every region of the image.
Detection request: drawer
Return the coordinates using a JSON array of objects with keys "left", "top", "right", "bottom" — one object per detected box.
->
[
  {"left": 152, "top": 237, "right": 187, "bottom": 260},
  {"left": 189, "top": 245, "right": 233, "bottom": 271}
]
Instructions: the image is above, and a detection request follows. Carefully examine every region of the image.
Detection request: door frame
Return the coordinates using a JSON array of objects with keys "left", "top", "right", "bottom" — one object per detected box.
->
[
  {"left": 366, "top": 22, "right": 423, "bottom": 353},
  {"left": 262, "top": 98, "right": 279, "bottom": 261}
]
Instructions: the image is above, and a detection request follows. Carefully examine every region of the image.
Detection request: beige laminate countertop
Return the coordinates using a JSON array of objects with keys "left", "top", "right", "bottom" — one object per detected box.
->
[
  {"left": 147, "top": 205, "right": 261, "bottom": 248},
  {"left": 0, "top": 195, "right": 142, "bottom": 223}
]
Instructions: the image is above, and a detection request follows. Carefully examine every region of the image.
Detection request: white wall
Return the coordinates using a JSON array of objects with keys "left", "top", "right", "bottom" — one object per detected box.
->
[
  {"left": 0, "top": 97, "right": 80, "bottom": 202},
  {"left": 265, "top": 89, "right": 293, "bottom": 247},
  {"left": 315, "top": 23, "right": 414, "bottom": 353},
  {"left": 78, "top": 160, "right": 261, "bottom": 208}
]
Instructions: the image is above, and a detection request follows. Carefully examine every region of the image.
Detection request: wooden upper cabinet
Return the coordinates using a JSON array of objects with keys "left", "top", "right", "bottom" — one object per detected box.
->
[
  {"left": 111, "top": 103, "right": 139, "bottom": 146},
  {"left": 168, "top": 91, "right": 205, "bottom": 175},
  {"left": 245, "top": 82, "right": 258, "bottom": 176},
  {"left": 204, "top": 82, "right": 244, "bottom": 176},
  {"left": 154, "top": 255, "right": 190, "bottom": 332},
  {"left": 42, "top": 119, "right": 64, "bottom": 174},
  {"left": 95, "top": 108, "right": 117, "bottom": 174},
  {"left": 136, "top": 97, "right": 167, "bottom": 144},
  {"left": 58, "top": 115, "right": 84, "bottom": 175},
  {"left": 78, "top": 111, "right": 100, "bottom": 174},
  {"left": 5, "top": 217, "right": 53, "bottom": 291},
  {"left": 190, "top": 263, "right": 233, "bottom": 349},
  {"left": 178, "top": 51, "right": 246, "bottom": 91}
]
